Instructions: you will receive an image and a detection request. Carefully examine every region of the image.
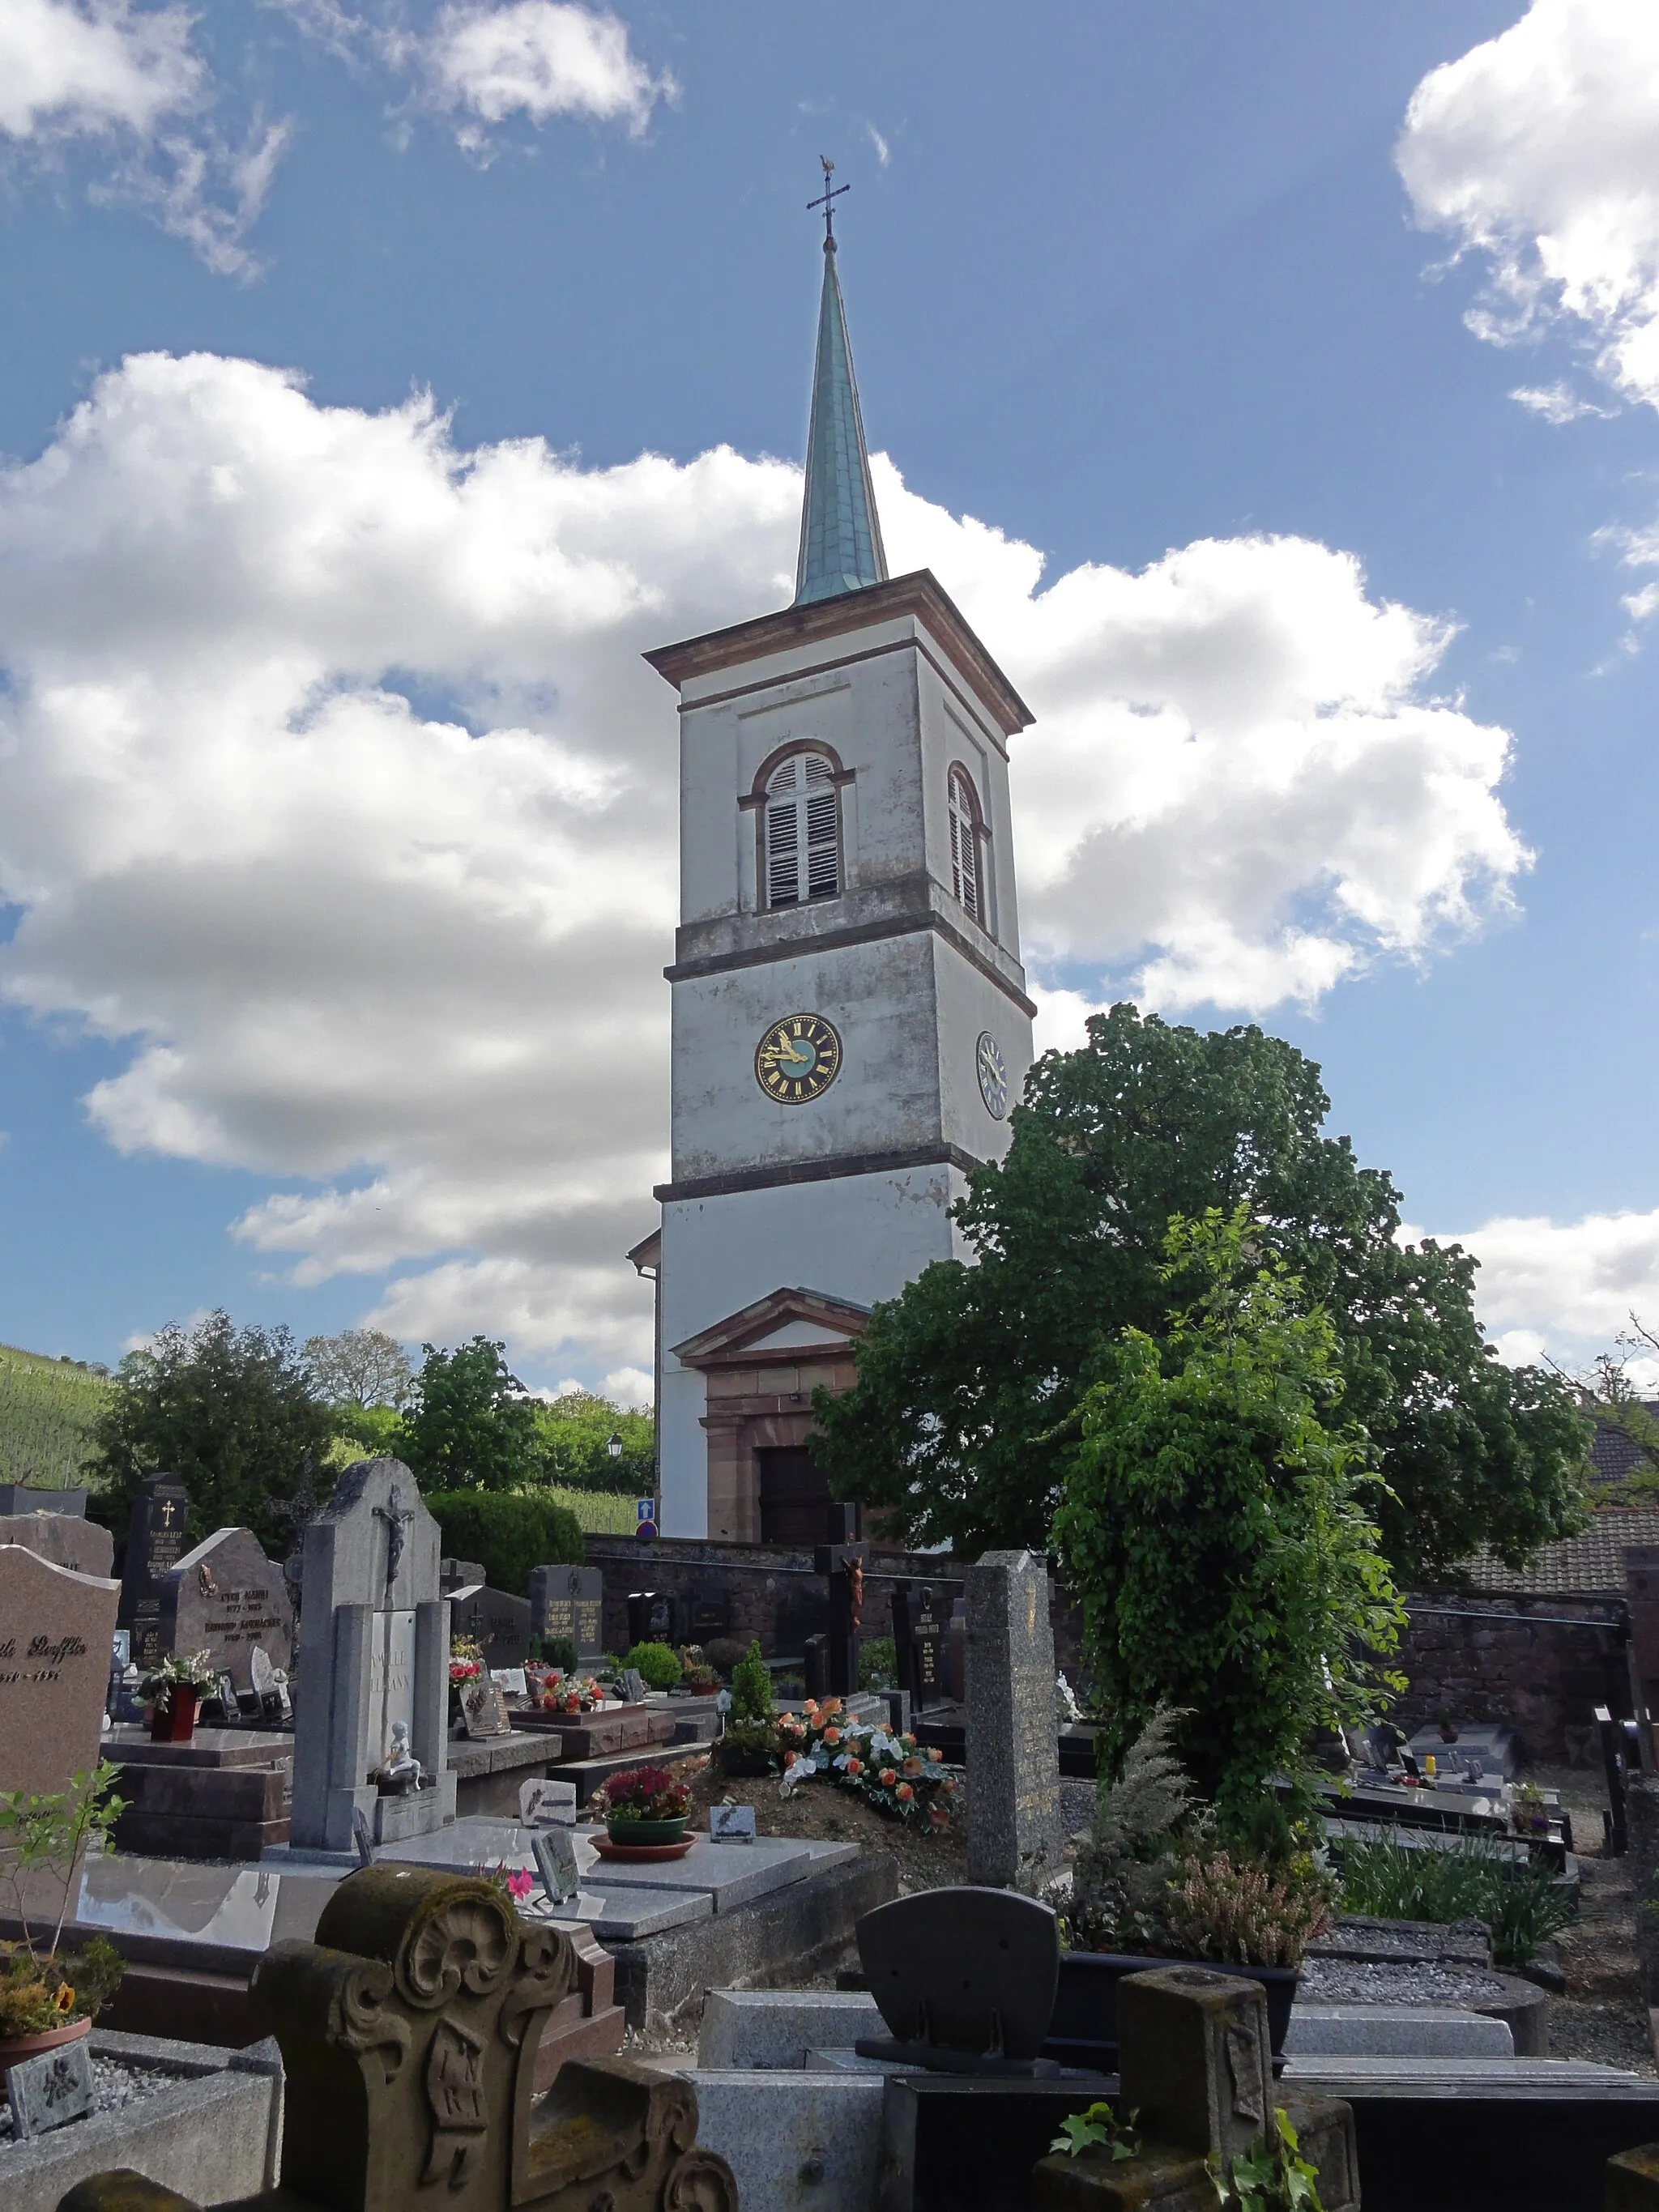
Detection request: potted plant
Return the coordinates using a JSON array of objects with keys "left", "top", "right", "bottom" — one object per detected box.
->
[
  {"left": 1050, "top": 1709, "right": 1328, "bottom": 2069},
  {"left": 139, "top": 1650, "right": 218, "bottom": 1743},
  {"left": 719, "top": 1640, "right": 778, "bottom": 1777},
  {"left": 0, "top": 1762, "right": 127, "bottom": 2066},
  {"left": 599, "top": 1764, "right": 691, "bottom": 1847}
]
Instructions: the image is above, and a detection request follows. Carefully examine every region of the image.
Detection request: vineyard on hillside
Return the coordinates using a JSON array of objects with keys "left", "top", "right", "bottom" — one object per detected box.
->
[{"left": 0, "top": 1342, "right": 113, "bottom": 1489}]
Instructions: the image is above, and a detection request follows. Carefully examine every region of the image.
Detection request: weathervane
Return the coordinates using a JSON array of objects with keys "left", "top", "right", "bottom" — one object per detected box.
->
[{"left": 808, "top": 154, "right": 848, "bottom": 245}]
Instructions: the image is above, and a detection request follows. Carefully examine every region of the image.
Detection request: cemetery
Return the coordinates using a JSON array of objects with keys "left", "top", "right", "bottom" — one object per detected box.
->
[{"left": 10, "top": 1449, "right": 1659, "bottom": 2211}]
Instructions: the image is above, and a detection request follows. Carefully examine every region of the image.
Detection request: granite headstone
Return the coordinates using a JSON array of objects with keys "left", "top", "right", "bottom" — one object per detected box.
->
[
  {"left": 964, "top": 1549, "right": 1064, "bottom": 1888},
  {"left": 157, "top": 1526, "right": 295, "bottom": 1694},
  {"left": 454, "top": 1583, "right": 532, "bottom": 1671},
  {"left": 117, "top": 1472, "right": 190, "bottom": 1668},
  {"left": 0, "top": 1545, "right": 121, "bottom": 1794},
  {"left": 5, "top": 2033, "right": 96, "bottom": 2138},
  {"left": 287, "top": 1457, "right": 457, "bottom": 1852},
  {"left": 0, "top": 1511, "right": 113, "bottom": 1579},
  {"left": 529, "top": 1563, "right": 604, "bottom": 1660}
]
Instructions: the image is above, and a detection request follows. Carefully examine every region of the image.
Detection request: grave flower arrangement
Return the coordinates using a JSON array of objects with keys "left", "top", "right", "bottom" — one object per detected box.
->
[
  {"left": 0, "top": 1762, "right": 127, "bottom": 2058},
  {"left": 776, "top": 1698, "right": 959, "bottom": 1830},
  {"left": 539, "top": 1671, "right": 604, "bottom": 1715},
  {"left": 593, "top": 1763, "right": 692, "bottom": 1847},
  {"left": 449, "top": 1637, "right": 484, "bottom": 1686},
  {"left": 482, "top": 1861, "right": 536, "bottom": 1907},
  {"left": 139, "top": 1647, "right": 218, "bottom": 1741}
]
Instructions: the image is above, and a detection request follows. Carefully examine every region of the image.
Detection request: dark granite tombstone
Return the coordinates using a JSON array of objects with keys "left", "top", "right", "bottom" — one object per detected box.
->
[
  {"left": 685, "top": 1582, "right": 731, "bottom": 1643},
  {"left": 0, "top": 1483, "right": 87, "bottom": 1518},
  {"left": 157, "top": 1526, "right": 295, "bottom": 1694},
  {"left": 62, "top": 1862, "right": 736, "bottom": 2212},
  {"left": 944, "top": 1596, "right": 966, "bottom": 1703},
  {"left": 117, "top": 1472, "right": 190, "bottom": 1669},
  {"left": 626, "top": 1590, "right": 672, "bottom": 1647},
  {"left": 908, "top": 1587, "right": 944, "bottom": 1705},
  {"left": 454, "top": 1583, "right": 532, "bottom": 1670},
  {"left": 856, "top": 1886, "right": 1062, "bottom": 2075},
  {"left": 441, "top": 1557, "right": 488, "bottom": 1597},
  {"left": 529, "top": 1563, "right": 604, "bottom": 1660}
]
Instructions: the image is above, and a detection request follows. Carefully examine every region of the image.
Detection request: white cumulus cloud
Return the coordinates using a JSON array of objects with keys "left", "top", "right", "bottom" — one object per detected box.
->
[
  {"left": 422, "top": 2, "right": 672, "bottom": 141},
  {"left": 0, "top": 352, "right": 1530, "bottom": 1372},
  {"left": 0, "top": 0, "right": 288, "bottom": 276},
  {"left": 1397, "top": 0, "right": 1659, "bottom": 413},
  {"left": 1416, "top": 1206, "right": 1659, "bottom": 1383}
]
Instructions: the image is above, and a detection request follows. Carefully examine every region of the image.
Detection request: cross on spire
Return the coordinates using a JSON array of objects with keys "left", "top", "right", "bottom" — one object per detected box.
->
[{"left": 807, "top": 155, "right": 848, "bottom": 249}]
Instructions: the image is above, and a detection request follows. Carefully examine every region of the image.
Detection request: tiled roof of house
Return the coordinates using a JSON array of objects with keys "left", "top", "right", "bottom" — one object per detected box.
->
[
  {"left": 1450, "top": 1507, "right": 1659, "bottom": 1596},
  {"left": 1589, "top": 1409, "right": 1659, "bottom": 1486}
]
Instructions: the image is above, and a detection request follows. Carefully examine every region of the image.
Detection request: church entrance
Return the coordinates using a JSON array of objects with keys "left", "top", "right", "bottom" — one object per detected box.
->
[{"left": 756, "top": 1446, "right": 859, "bottom": 1545}]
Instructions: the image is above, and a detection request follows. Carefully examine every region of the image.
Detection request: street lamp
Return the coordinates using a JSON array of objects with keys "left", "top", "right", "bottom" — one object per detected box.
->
[{"left": 607, "top": 1432, "right": 623, "bottom": 1461}]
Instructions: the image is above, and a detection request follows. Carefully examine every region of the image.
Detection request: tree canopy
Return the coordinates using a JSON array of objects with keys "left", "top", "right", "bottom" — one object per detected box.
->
[
  {"left": 90, "top": 1310, "right": 335, "bottom": 1558},
  {"left": 1054, "top": 1210, "right": 1403, "bottom": 1819},
  {"left": 302, "top": 1328, "right": 412, "bottom": 1410},
  {"left": 812, "top": 1004, "right": 1590, "bottom": 1583},
  {"left": 533, "top": 1392, "right": 655, "bottom": 1492},
  {"left": 397, "top": 1337, "right": 542, "bottom": 1494}
]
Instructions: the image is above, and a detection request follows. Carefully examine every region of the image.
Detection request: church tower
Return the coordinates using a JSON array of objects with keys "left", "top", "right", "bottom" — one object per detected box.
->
[{"left": 637, "top": 192, "right": 1036, "bottom": 1540}]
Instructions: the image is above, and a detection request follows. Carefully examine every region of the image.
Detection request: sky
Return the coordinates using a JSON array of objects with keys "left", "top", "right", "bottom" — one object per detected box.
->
[{"left": 1, "top": 0, "right": 1657, "bottom": 1400}]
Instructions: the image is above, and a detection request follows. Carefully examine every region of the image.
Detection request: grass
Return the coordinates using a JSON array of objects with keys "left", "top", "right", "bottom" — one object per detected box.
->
[
  {"left": 546, "top": 1485, "right": 636, "bottom": 1535},
  {"left": 1333, "top": 1832, "right": 1578, "bottom": 1968},
  {"left": 0, "top": 1343, "right": 113, "bottom": 1490}
]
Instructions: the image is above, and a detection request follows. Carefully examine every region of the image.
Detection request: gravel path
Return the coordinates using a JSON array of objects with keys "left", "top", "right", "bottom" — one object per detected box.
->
[
  {"left": 1530, "top": 1762, "right": 1655, "bottom": 2076},
  {"left": 0, "top": 2057, "right": 177, "bottom": 2148},
  {"left": 1300, "top": 1958, "right": 1512, "bottom": 2005}
]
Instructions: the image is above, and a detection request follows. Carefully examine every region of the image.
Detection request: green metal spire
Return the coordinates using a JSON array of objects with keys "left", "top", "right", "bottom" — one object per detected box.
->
[{"left": 795, "top": 228, "right": 888, "bottom": 607}]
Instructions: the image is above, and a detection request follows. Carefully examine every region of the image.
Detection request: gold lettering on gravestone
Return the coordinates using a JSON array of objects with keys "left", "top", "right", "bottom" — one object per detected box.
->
[
  {"left": 575, "top": 1599, "right": 601, "bottom": 1647},
  {"left": 541, "top": 1599, "right": 575, "bottom": 1639}
]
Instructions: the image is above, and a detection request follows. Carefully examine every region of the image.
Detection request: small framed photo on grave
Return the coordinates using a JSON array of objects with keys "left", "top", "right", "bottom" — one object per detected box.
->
[
  {"left": 459, "top": 1675, "right": 512, "bottom": 1738},
  {"left": 215, "top": 1672, "right": 238, "bottom": 1720},
  {"left": 491, "top": 1666, "right": 528, "bottom": 1700},
  {"left": 111, "top": 1630, "right": 130, "bottom": 1672},
  {"left": 709, "top": 1804, "right": 756, "bottom": 1844}
]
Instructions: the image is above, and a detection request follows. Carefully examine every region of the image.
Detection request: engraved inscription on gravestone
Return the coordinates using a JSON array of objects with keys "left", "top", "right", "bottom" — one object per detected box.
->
[
  {"left": 0, "top": 1545, "right": 121, "bottom": 1796},
  {"left": 117, "top": 1473, "right": 189, "bottom": 1669},
  {"left": 158, "top": 1527, "right": 295, "bottom": 1694},
  {"left": 528, "top": 1564, "right": 604, "bottom": 1660},
  {"left": 5, "top": 2033, "right": 96, "bottom": 2138},
  {"left": 369, "top": 1608, "right": 418, "bottom": 1760}
]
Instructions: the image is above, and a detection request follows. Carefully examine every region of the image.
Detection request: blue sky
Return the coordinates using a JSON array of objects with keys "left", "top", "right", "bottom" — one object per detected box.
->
[{"left": 1, "top": 0, "right": 1656, "bottom": 1395}]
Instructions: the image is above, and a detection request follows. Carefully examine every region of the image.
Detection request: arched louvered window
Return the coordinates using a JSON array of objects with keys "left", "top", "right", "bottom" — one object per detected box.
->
[
  {"left": 765, "top": 751, "right": 840, "bottom": 908},
  {"left": 948, "top": 766, "right": 983, "bottom": 923}
]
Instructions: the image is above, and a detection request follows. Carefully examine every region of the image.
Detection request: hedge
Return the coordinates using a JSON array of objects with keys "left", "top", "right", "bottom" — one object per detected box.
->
[{"left": 424, "top": 1488, "right": 584, "bottom": 1596}]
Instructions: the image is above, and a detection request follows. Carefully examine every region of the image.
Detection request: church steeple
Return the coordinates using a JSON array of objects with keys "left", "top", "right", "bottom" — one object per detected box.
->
[{"left": 795, "top": 164, "right": 888, "bottom": 607}]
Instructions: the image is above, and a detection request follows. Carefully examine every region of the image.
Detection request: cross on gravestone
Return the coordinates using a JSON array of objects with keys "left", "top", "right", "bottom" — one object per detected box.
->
[
  {"left": 814, "top": 1539, "right": 867, "bottom": 1697},
  {"left": 288, "top": 1459, "right": 458, "bottom": 1854},
  {"left": 964, "top": 1550, "right": 1064, "bottom": 1889},
  {"left": 117, "top": 1472, "right": 190, "bottom": 1669}
]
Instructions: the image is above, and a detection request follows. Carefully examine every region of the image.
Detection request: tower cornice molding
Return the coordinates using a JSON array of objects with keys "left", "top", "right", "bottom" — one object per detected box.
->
[{"left": 643, "top": 569, "right": 1034, "bottom": 740}]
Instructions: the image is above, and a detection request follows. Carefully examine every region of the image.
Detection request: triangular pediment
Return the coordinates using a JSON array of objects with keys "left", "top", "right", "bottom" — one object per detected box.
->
[{"left": 670, "top": 1285, "right": 871, "bottom": 1368}]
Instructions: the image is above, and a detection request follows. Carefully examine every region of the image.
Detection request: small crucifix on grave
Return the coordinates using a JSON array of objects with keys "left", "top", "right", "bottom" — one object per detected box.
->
[{"left": 814, "top": 1538, "right": 868, "bottom": 1697}]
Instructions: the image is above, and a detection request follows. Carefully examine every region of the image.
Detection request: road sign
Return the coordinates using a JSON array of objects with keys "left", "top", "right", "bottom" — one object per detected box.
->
[{"left": 635, "top": 1498, "right": 659, "bottom": 1541}]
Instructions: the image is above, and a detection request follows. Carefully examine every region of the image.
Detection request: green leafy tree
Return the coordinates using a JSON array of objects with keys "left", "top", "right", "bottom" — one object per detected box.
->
[
  {"left": 397, "top": 1338, "right": 540, "bottom": 1494},
  {"left": 533, "top": 1392, "right": 655, "bottom": 1492},
  {"left": 1053, "top": 1211, "right": 1405, "bottom": 1822},
  {"left": 89, "top": 1311, "right": 335, "bottom": 1557},
  {"left": 812, "top": 1004, "right": 1590, "bottom": 1583}
]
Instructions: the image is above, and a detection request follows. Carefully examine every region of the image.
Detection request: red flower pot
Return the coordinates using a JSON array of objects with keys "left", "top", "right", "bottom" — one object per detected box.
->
[
  {"left": 151, "top": 1686, "right": 199, "bottom": 1742},
  {"left": 0, "top": 2014, "right": 92, "bottom": 2069}
]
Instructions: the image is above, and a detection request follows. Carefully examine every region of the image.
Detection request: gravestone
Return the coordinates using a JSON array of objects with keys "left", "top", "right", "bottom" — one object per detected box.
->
[
  {"left": 856, "top": 1886, "right": 1060, "bottom": 2073},
  {"left": 686, "top": 1582, "right": 732, "bottom": 1643},
  {"left": 964, "top": 1549, "right": 1064, "bottom": 1888},
  {"left": 156, "top": 1526, "right": 295, "bottom": 1694},
  {"left": 0, "top": 1544, "right": 120, "bottom": 1793},
  {"left": 454, "top": 1583, "right": 532, "bottom": 1670},
  {"left": 0, "top": 1511, "right": 113, "bottom": 1578},
  {"left": 117, "top": 1471, "right": 190, "bottom": 1668},
  {"left": 627, "top": 1590, "right": 673, "bottom": 1647},
  {"left": 0, "top": 1483, "right": 87, "bottom": 1517},
  {"left": 5, "top": 2031, "right": 95, "bottom": 2137},
  {"left": 530, "top": 1562, "right": 605, "bottom": 1660},
  {"left": 906, "top": 1585, "right": 945, "bottom": 1705},
  {"left": 288, "top": 1456, "right": 457, "bottom": 1852}
]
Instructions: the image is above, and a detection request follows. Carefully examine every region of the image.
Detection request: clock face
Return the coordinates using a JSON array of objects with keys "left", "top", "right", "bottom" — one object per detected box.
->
[
  {"left": 756, "top": 1012, "right": 842, "bottom": 1104},
  {"left": 976, "top": 1031, "right": 1009, "bottom": 1119}
]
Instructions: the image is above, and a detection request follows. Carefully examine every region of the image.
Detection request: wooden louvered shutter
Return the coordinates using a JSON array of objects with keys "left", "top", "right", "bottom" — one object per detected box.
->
[
  {"left": 804, "top": 754, "right": 839, "bottom": 900},
  {"left": 949, "top": 769, "right": 980, "bottom": 921},
  {"left": 766, "top": 758, "right": 801, "bottom": 907},
  {"left": 765, "top": 752, "right": 839, "bottom": 908}
]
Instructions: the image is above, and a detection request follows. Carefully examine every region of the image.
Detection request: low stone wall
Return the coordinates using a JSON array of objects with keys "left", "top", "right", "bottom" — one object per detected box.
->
[
  {"left": 1388, "top": 1592, "right": 1628, "bottom": 1764},
  {"left": 585, "top": 1535, "right": 966, "bottom": 1659}
]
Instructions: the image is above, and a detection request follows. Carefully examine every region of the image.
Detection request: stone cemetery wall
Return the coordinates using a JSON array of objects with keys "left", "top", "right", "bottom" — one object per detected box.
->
[
  {"left": 158, "top": 1528, "right": 295, "bottom": 1694},
  {"left": 1390, "top": 1591, "right": 1627, "bottom": 1763},
  {"left": 0, "top": 1545, "right": 120, "bottom": 1792},
  {"left": 583, "top": 1535, "right": 966, "bottom": 1658}
]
